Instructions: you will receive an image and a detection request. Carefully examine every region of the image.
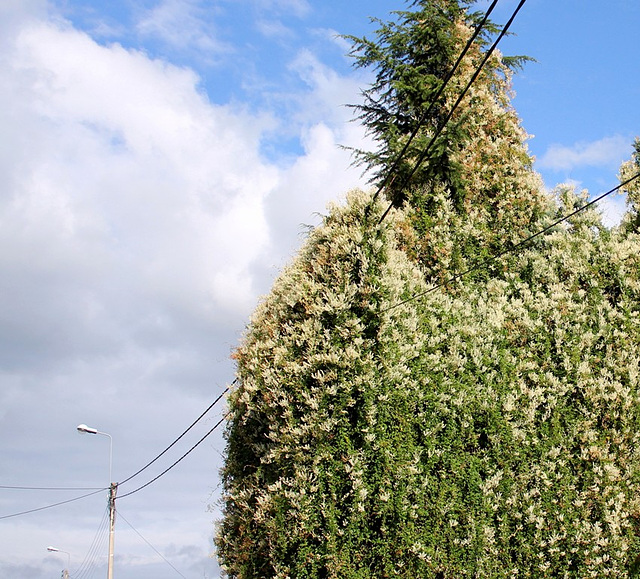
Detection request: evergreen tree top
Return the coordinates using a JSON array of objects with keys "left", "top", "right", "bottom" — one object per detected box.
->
[{"left": 344, "top": 0, "right": 534, "bottom": 213}]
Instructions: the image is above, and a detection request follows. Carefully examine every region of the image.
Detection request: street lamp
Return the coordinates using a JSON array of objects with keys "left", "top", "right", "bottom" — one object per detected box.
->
[
  {"left": 47, "top": 546, "right": 70, "bottom": 579},
  {"left": 77, "top": 424, "right": 113, "bottom": 484},
  {"left": 77, "top": 424, "right": 116, "bottom": 579}
]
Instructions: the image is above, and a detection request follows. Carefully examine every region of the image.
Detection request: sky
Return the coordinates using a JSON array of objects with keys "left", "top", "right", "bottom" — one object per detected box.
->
[{"left": 0, "top": 0, "right": 638, "bottom": 578}]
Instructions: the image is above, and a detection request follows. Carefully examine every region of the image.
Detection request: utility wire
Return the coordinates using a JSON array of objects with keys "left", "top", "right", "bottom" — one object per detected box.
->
[
  {"left": 0, "top": 383, "right": 233, "bottom": 520},
  {"left": 383, "top": 171, "right": 640, "bottom": 313},
  {"left": 119, "top": 382, "right": 233, "bottom": 486},
  {"left": 0, "top": 487, "right": 107, "bottom": 520},
  {"left": 118, "top": 413, "right": 229, "bottom": 499},
  {"left": 117, "top": 508, "right": 188, "bottom": 579},
  {"left": 379, "top": 0, "right": 528, "bottom": 223},
  {"left": 0, "top": 485, "right": 103, "bottom": 491},
  {"left": 71, "top": 504, "right": 110, "bottom": 579},
  {"left": 371, "top": 0, "right": 501, "bottom": 204}
]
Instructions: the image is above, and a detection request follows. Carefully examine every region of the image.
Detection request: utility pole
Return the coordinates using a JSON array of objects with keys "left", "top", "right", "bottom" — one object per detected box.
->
[
  {"left": 77, "top": 424, "right": 115, "bottom": 579},
  {"left": 108, "top": 482, "right": 118, "bottom": 579}
]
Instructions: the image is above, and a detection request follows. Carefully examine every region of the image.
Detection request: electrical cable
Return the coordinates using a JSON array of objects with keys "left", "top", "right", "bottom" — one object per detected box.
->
[
  {"left": 378, "top": 0, "right": 528, "bottom": 224},
  {"left": 0, "top": 487, "right": 107, "bottom": 520},
  {"left": 118, "top": 413, "right": 229, "bottom": 499},
  {"left": 119, "top": 382, "right": 233, "bottom": 486},
  {"left": 383, "top": 171, "right": 640, "bottom": 313},
  {"left": 117, "top": 507, "right": 188, "bottom": 579},
  {"left": 371, "top": 0, "right": 501, "bottom": 204},
  {"left": 70, "top": 504, "right": 110, "bottom": 579},
  {"left": 0, "top": 383, "right": 233, "bottom": 520},
  {"left": 0, "top": 485, "right": 103, "bottom": 491}
]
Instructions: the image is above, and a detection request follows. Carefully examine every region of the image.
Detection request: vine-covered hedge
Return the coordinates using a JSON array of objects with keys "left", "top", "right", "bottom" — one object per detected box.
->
[
  {"left": 216, "top": 0, "right": 640, "bottom": 575},
  {"left": 217, "top": 187, "right": 640, "bottom": 577}
]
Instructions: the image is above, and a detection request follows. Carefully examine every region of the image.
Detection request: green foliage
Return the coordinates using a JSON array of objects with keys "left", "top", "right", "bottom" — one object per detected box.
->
[
  {"left": 216, "top": 1, "right": 640, "bottom": 577},
  {"left": 217, "top": 192, "right": 431, "bottom": 578},
  {"left": 346, "top": 0, "right": 550, "bottom": 282},
  {"left": 218, "top": 184, "right": 640, "bottom": 577},
  {"left": 344, "top": 0, "right": 533, "bottom": 212}
]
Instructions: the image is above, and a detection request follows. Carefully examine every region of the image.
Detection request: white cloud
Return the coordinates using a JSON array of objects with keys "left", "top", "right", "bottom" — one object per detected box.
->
[
  {"left": 0, "top": 15, "right": 372, "bottom": 384},
  {"left": 256, "top": 17, "right": 296, "bottom": 40},
  {"left": 256, "top": 50, "right": 372, "bottom": 266},
  {"left": 255, "top": 0, "right": 312, "bottom": 19},
  {"left": 0, "top": 3, "right": 369, "bottom": 375},
  {"left": 538, "top": 135, "right": 631, "bottom": 171},
  {"left": 4, "top": 16, "right": 279, "bottom": 322},
  {"left": 253, "top": 0, "right": 313, "bottom": 43},
  {"left": 288, "top": 49, "right": 371, "bottom": 138},
  {"left": 136, "top": 0, "right": 230, "bottom": 56},
  {"left": 0, "top": 4, "right": 370, "bottom": 578}
]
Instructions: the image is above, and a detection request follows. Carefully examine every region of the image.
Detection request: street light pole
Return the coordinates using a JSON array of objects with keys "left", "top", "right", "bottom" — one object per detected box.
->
[
  {"left": 77, "top": 424, "right": 116, "bottom": 579},
  {"left": 77, "top": 423, "right": 113, "bottom": 484},
  {"left": 47, "top": 546, "right": 70, "bottom": 579}
]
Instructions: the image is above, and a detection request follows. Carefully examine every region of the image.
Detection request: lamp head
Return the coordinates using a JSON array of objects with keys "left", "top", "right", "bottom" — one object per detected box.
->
[{"left": 77, "top": 424, "right": 98, "bottom": 435}]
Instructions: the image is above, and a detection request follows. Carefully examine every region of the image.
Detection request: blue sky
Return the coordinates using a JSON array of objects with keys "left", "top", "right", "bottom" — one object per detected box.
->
[{"left": 0, "top": 1, "right": 638, "bottom": 578}]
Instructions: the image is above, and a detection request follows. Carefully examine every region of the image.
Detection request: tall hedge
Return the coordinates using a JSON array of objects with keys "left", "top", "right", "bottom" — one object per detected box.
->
[{"left": 216, "top": 1, "right": 640, "bottom": 576}]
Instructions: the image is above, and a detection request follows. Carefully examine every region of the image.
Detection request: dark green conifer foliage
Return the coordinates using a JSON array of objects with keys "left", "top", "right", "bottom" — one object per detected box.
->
[
  {"left": 344, "top": 0, "right": 530, "bottom": 208},
  {"left": 344, "top": 0, "right": 479, "bottom": 208},
  {"left": 346, "top": 0, "right": 548, "bottom": 283}
]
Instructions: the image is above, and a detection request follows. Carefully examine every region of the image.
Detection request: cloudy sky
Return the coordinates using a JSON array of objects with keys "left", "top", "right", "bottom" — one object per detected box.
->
[{"left": 0, "top": 0, "right": 638, "bottom": 578}]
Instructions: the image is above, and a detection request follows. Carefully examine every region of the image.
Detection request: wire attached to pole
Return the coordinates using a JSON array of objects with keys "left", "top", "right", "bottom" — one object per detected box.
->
[
  {"left": 118, "top": 413, "right": 229, "bottom": 499},
  {"left": 119, "top": 382, "right": 233, "bottom": 486}
]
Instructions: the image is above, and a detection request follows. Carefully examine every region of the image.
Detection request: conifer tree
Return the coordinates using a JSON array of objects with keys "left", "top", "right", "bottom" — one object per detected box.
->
[
  {"left": 344, "top": 0, "right": 481, "bottom": 206},
  {"left": 346, "top": 0, "right": 550, "bottom": 283}
]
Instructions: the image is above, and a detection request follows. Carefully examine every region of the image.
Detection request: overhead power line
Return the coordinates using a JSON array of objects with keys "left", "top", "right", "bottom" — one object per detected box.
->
[
  {"left": 117, "top": 508, "right": 188, "bottom": 579},
  {"left": 0, "top": 485, "right": 103, "bottom": 491},
  {"left": 119, "top": 383, "right": 233, "bottom": 486},
  {"left": 0, "top": 383, "right": 233, "bottom": 521},
  {"left": 118, "top": 413, "right": 229, "bottom": 500},
  {"left": 371, "top": 0, "right": 501, "bottom": 204},
  {"left": 71, "top": 505, "right": 110, "bottom": 579},
  {"left": 384, "top": 171, "right": 640, "bottom": 313},
  {"left": 379, "top": 0, "right": 528, "bottom": 223},
  {"left": 0, "top": 488, "right": 107, "bottom": 521}
]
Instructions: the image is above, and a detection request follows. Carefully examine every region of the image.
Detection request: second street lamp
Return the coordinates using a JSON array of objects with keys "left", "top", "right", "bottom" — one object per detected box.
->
[
  {"left": 47, "top": 546, "right": 70, "bottom": 579},
  {"left": 77, "top": 423, "right": 116, "bottom": 579}
]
